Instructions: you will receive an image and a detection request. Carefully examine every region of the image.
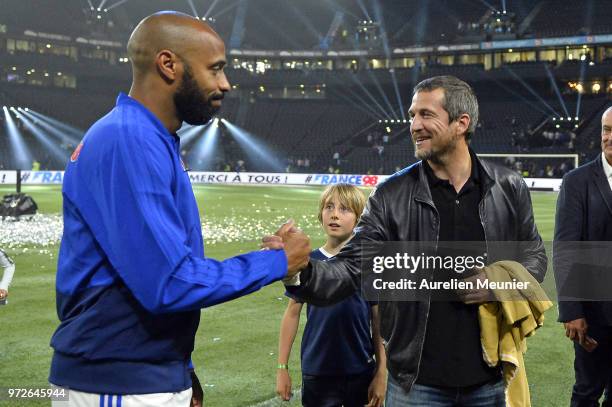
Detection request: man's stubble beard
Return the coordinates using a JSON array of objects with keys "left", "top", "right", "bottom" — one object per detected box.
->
[{"left": 414, "top": 132, "right": 461, "bottom": 164}]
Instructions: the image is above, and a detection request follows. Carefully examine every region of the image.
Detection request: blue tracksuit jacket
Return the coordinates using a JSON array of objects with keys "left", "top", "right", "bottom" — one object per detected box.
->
[{"left": 49, "top": 93, "right": 287, "bottom": 394}]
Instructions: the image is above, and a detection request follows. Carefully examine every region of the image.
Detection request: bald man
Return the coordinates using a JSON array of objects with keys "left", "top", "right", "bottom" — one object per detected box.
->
[
  {"left": 554, "top": 106, "right": 612, "bottom": 407},
  {"left": 49, "top": 12, "right": 310, "bottom": 406}
]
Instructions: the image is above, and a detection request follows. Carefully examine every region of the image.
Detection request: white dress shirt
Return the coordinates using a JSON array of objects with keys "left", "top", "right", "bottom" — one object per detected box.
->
[{"left": 602, "top": 153, "right": 612, "bottom": 192}]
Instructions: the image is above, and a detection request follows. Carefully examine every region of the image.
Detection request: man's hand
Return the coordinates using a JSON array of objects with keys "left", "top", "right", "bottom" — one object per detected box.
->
[
  {"left": 564, "top": 318, "right": 587, "bottom": 342},
  {"left": 564, "top": 318, "right": 597, "bottom": 351},
  {"left": 263, "top": 220, "right": 310, "bottom": 278},
  {"left": 276, "top": 368, "right": 292, "bottom": 401},
  {"left": 260, "top": 235, "right": 285, "bottom": 251},
  {"left": 0, "top": 289, "right": 7, "bottom": 301},
  {"left": 456, "top": 271, "right": 490, "bottom": 304},
  {"left": 260, "top": 219, "right": 299, "bottom": 251},
  {"left": 189, "top": 370, "right": 203, "bottom": 407},
  {"left": 366, "top": 369, "right": 387, "bottom": 407}
]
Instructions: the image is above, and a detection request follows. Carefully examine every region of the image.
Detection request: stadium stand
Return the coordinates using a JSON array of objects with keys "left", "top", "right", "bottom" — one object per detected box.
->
[{"left": 1, "top": 0, "right": 611, "bottom": 175}]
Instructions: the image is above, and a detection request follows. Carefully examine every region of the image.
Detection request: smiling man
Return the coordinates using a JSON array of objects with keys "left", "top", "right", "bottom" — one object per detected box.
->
[
  {"left": 49, "top": 12, "right": 310, "bottom": 407},
  {"left": 280, "top": 75, "right": 546, "bottom": 407}
]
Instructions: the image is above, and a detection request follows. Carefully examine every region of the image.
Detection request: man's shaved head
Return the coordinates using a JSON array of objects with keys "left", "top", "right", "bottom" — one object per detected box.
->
[
  {"left": 126, "top": 11, "right": 230, "bottom": 127},
  {"left": 127, "top": 11, "right": 221, "bottom": 75}
]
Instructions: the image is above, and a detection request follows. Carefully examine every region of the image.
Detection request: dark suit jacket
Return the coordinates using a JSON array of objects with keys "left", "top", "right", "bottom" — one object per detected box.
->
[{"left": 554, "top": 154, "right": 612, "bottom": 324}]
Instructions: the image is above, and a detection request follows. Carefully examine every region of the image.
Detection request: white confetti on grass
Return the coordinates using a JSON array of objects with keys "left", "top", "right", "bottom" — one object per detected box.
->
[
  {"left": 0, "top": 213, "right": 321, "bottom": 248},
  {"left": 0, "top": 214, "right": 63, "bottom": 248},
  {"left": 201, "top": 214, "right": 320, "bottom": 245}
]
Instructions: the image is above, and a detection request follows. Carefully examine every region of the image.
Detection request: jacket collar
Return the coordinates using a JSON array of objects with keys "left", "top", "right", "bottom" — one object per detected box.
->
[
  {"left": 116, "top": 92, "right": 179, "bottom": 142},
  {"left": 414, "top": 147, "right": 494, "bottom": 204},
  {"left": 591, "top": 154, "right": 612, "bottom": 216},
  {"left": 474, "top": 151, "right": 496, "bottom": 195}
]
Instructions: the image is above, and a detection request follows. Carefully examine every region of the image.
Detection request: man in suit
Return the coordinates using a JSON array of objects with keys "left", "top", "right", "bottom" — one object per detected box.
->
[{"left": 554, "top": 106, "right": 612, "bottom": 407}]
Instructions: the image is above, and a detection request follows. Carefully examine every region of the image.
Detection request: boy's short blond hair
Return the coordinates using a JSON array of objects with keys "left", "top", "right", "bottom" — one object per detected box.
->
[{"left": 318, "top": 183, "right": 367, "bottom": 224}]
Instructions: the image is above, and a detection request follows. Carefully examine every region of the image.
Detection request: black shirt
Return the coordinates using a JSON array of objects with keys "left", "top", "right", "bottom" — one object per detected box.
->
[{"left": 415, "top": 153, "right": 500, "bottom": 388}]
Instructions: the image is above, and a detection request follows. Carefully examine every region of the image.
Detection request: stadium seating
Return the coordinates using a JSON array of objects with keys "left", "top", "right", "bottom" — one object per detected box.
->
[{"left": 1, "top": 0, "right": 611, "bottom": 174}]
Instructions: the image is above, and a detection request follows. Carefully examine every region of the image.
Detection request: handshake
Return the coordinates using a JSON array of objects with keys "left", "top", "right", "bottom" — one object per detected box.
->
[{"left": 261, "top": 219, "right": 311, "bottom": 279}]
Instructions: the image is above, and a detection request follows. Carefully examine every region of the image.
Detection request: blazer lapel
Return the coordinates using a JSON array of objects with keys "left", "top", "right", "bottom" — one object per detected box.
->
[{"left": 591, "top": 156, "right": 612, "bottom": 216}]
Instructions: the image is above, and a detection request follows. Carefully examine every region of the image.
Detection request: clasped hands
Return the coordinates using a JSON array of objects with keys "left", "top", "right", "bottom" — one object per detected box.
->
[{"left": 261, "top": 219, "right": 311, "bottom": 278}]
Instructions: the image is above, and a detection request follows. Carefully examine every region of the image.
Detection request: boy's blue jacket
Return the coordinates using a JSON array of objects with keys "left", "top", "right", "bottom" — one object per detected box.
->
[{"left": 49, "top": 93, "right": 287, "bottom": 394}]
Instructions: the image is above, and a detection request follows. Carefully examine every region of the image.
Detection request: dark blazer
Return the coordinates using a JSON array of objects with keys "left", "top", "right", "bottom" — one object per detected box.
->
[{"left": 554, "top": 154, "right": 612, "bottom": 324}]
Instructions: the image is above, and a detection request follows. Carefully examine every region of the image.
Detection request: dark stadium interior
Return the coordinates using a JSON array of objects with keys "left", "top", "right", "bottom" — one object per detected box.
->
[{"left": 1, "top": 0, "right": 611, "bottom": 175}]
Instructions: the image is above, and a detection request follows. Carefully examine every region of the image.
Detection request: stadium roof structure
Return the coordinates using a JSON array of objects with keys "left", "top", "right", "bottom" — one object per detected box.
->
[{"left": 3, "top": 0, "right": 611, "bottom": 51}]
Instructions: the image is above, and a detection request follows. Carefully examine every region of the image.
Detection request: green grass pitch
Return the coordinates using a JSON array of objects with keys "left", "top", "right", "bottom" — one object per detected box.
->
[{"left": 0, "top": 185, "right": 572, "bottom": 406}]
